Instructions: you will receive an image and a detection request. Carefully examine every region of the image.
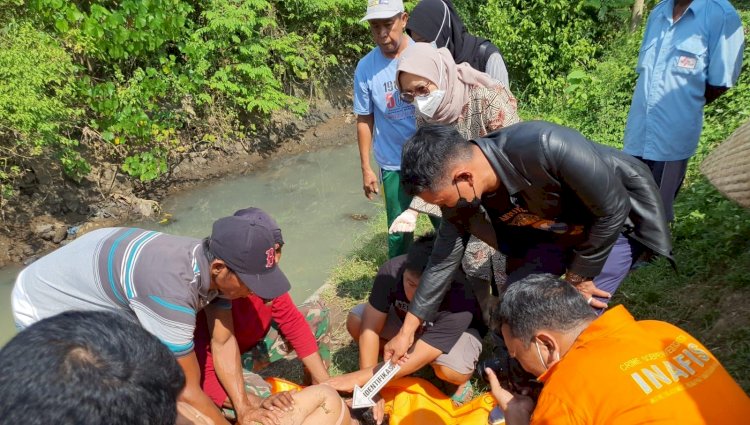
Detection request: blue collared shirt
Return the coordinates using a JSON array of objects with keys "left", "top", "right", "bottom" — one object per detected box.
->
[{"left": 624, "top": 0, "right": 744, "bottom": 161}]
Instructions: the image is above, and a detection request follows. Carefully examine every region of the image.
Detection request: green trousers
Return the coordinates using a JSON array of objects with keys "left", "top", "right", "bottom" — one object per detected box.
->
[
  {"left": 381, "top": 169, "right": 413, "bottom": 258},
  {"left": 381, "top": 170, "right": 441, "bottom": 258}
]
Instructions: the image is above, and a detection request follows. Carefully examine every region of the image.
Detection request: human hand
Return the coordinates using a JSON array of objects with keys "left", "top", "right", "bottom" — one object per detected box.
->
[
  {"left": 570, "top": 279, "right": 610, "bottom": 309},
  {"left": 237, "top": 406, "right": 282, "bottom": 425},
  {"left": 260, "top": 391, "right": 296, "bottom": 413},
  {"left": 388, "top": 209, "right": 418, "bottom": 233},
  {"left": 485, "top": 368, "right": 535, "bottom": 421},
  {"left": 362, "top": 168, "right": 379, "bottom": 200},
  {"left": 382, "top": 330, "right": 414, "bottom": 364},
  {"left": 324, "top": 373, "right": 361, "bottom": 393}
]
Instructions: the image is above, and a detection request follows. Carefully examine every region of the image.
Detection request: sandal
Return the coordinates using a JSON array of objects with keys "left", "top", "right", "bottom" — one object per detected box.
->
[{"left": 450, "top": 380, "right": 475, "bottom": 406}]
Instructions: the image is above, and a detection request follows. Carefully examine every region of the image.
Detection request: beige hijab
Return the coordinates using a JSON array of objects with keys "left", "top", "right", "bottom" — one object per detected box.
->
[{"left": 397, "top": 42, "right": 498, "bottom": 124}]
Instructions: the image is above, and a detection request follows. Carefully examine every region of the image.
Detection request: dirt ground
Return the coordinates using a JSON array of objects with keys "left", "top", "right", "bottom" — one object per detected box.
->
[{"left": 0, "top": 102, "right": 358, "bottom": 267}]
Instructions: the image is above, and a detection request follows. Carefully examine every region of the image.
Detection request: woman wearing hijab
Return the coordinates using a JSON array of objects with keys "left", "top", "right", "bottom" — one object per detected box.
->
[
  {"left": 406, "top": 0, "right": 509, "bottom": 88},
  {"left": 395, "top": 43, "right": 518, "bottom": 139},
  {"left": 389, "top": 43, "right": 520, "bottom": 405}
]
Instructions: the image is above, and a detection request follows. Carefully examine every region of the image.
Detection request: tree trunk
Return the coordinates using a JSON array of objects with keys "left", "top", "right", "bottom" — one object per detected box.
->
[{"left": 631, "top": 0, "right": 645, "bottom": 31}]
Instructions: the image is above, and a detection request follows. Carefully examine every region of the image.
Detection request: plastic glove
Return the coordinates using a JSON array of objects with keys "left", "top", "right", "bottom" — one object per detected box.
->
[{"left": 389, "top": 209, "right": 418, "bottom": 234}]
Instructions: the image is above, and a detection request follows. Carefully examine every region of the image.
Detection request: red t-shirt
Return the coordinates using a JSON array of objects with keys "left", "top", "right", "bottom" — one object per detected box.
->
[{"left": 193, "top": 293, "right": 317, "bottom": 406}]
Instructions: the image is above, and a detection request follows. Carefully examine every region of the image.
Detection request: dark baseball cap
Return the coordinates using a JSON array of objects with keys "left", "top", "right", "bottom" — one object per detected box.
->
[
  {"left": 233, "top": 207, "right": 284, "bottom": 246},
  {"left": 208, "top": 213, "right": 290, "bottom": 300}
]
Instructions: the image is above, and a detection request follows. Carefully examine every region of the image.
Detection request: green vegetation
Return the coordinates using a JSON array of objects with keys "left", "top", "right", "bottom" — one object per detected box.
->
[
  {"left": 0, "top": 20, "right": 83, "bottom": 200},
  {"left": 475, "top": 0, "right": 634, "bottom": 97},
  {"left": 322, "top": 2, "right": 750, "bottom": 392},
  {"left": 0, "top": 0, "right": 369, "bottom": 203}
]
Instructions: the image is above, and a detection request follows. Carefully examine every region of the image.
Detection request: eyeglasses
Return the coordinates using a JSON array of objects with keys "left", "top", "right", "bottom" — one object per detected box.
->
[{"left": 399, "top": 84, "right": 432, "bottom": 103}]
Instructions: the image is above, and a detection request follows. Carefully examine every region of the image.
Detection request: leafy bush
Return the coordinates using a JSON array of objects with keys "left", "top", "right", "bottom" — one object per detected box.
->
[
  {"left": 0, "top": 0, "right": 371, "bottom": 188},
  {"left": 521, "top": 27, "right": 643, "bottom": 148},
  {"left": 478, "top": 0, "right": 633, "bottom": 97},
  {"left": 185, "top": 0, "right": 309, "bottom": 116},
  {"left": 30, "top": 0, "right": 192, "bottom": 62},
  {"left": 0, "top": 21, "right": 86, "bottom": 190},
  {"left": 275, "top": 0, "right": 372, "bottom": 68}
]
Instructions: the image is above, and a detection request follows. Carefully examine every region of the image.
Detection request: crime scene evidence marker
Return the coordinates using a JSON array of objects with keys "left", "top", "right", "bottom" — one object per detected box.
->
[{"left": 352, "top": 362, "right": 401, "bottom": 409}]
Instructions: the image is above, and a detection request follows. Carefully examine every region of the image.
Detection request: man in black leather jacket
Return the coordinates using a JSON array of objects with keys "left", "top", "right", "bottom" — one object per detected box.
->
[{"left": 382, "top": 121, "right": 674, "bottom": 363}]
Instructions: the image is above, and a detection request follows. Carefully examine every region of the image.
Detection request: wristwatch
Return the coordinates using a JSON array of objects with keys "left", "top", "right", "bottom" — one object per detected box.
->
[{"left": 565, "top": 272, "right": 591, "bottom": 285}]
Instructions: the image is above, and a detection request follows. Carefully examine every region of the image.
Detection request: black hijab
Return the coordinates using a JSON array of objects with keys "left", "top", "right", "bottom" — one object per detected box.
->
[{"left": 406, "top": 0, "right": 500, "bottom": 72}]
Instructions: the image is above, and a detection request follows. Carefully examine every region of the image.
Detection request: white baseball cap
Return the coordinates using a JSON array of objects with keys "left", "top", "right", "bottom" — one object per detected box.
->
[{"left": 360, "top": 0, "right": 405, "bottom": 22}]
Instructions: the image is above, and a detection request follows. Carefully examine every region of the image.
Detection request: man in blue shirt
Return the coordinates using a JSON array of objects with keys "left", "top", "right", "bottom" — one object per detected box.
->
[
  {"left": 624, "top": 0, "right": 744, "bottom": 221},
  {"left": 354, "top": 0, "right": 417, "bottom": 257}
]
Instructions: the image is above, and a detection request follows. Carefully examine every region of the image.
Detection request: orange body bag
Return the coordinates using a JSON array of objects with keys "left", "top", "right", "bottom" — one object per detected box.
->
[{"left": 265, "top": 377, "right": 499, "bottom": 425}]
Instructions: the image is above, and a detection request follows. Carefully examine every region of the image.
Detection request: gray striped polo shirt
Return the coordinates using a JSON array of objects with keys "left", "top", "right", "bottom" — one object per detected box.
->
[{"left": 12, "top": 227, "right": 229, "bottom": 357}]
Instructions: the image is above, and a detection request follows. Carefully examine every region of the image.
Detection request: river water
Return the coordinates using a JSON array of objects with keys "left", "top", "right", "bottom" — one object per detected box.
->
[{"left": 0, "top": 143, "right": 380, "bottom": 346}]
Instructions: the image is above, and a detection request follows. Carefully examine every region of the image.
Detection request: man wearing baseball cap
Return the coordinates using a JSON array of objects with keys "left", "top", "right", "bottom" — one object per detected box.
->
[
  {"left": 354, "top": 0, "right": 422, "bottom": 259},
  {"left": 194, "top": 208, "right": 333, "bottom": 418},
  {"left": 11, "top": 212, "right": 348, "bottom": 425},
  {"left": 208, "top": 211, "right": 292, "bottom": 301}
]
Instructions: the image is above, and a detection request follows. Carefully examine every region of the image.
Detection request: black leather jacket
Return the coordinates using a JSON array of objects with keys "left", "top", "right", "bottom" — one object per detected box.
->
[{"left": 409, "top": 121, "right": 674, "bottom": 322}]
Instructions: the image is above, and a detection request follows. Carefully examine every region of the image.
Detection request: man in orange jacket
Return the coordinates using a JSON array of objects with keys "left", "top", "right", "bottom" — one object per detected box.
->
[{"left": 487, "top": 274, "right": 750, "bottom": 424}]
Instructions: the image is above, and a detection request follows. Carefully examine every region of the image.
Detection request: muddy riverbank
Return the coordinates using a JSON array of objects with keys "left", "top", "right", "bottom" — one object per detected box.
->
[
  {"left": 0, "top": 106, "right": 382, "bottom": 346},
  {"left": 0, "top": 102, "right": 359, "bottom": 267}
]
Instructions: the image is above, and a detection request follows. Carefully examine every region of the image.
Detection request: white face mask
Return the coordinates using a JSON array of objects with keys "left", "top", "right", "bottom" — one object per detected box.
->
[
  {"left": 412, "top": 56, "right": 445, "bottom": 120},
  {"left": 413, "top": 90, "right": 445, "bottom": 120}
]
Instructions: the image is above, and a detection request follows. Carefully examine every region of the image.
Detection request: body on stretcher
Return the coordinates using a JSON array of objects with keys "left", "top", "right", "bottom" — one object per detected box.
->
[{"left": 266, "top": 377, "right": 501, "bottom": 425}]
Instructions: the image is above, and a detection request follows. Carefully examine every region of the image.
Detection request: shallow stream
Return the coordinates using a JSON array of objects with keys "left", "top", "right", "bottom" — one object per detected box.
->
[{"left": 0, "top": 143, "right": 379, "bottom": 345}]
